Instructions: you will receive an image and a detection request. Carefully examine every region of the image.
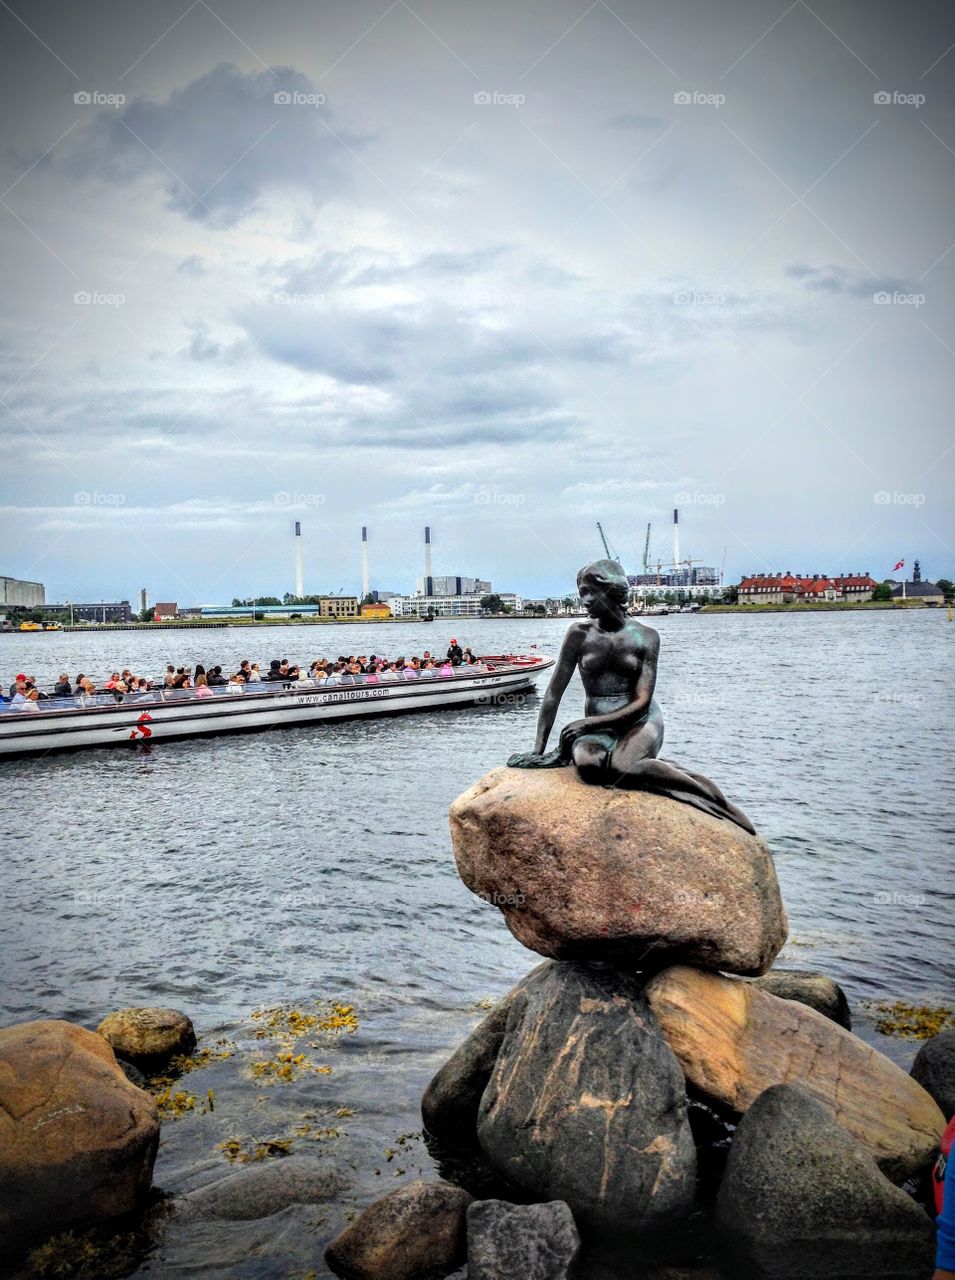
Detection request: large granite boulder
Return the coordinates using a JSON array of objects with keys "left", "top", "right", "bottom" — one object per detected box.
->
[
  {"left": 645, "top": 966, "right": 944, "bottom": 1182},
  {"left": 716, "top": 1084, "right": 936, "bottom": 1279},
  {"left": 450, "top": 767, "right": 786, "bottom": 975},
  {"left": 96, "top": 1007, "right": 196, "bottom": 1071},
  {"left": 422, "top": 966, "right": 546, "bottom": 1144},
  {"left": 325, "top": 1180, "right": 472, "bottom": 1280},
  {"left": 0, "top": 1019, "right": 160, "bottom": 1247},
  {"left": 910, "top": 1026, "right": 955, "bottom": 1119},
  {"left": 477, "top": 961, "right": 697, "bottom": 1236},
  {"left": 467, "top": 1199, "right": 581, "bottom": 1279},
  {"left": 748, "top": 968, "right": 851, "bottom": 1029}
]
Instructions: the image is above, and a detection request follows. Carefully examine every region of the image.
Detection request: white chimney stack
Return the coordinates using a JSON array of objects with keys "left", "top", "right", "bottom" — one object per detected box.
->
[
  {"left": 424, "top": 525, "right": 433, "bottom": 595},
  {"left": 361, "top": 526, "right": 370, "bottom": 600},
  {"left": 672, "top": 508, "right": 680, "bottom": 571},
  {"left": 294, "top": 521, "right": 304, "bottom": 598}
]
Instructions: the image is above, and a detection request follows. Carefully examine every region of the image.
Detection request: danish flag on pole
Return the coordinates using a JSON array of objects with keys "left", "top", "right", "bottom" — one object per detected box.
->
[{"left": 893, "top": 559, "right": 905, "bottom": 571}]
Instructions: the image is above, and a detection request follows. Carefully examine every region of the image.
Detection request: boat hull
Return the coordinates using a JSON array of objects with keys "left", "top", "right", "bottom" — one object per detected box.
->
[{"left": 0, "top": 660, "right": 552, "bottom": 758}]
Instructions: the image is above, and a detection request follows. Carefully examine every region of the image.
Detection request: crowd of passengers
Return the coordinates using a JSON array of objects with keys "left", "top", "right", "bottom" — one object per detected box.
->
[{"left": 3, "top": 640, "right": 492, "bottom": 709}]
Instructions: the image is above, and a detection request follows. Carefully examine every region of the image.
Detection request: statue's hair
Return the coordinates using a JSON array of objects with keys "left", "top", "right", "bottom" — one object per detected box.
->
[{"left": 577, "top": 559, "right": 629, "bottom": 608}]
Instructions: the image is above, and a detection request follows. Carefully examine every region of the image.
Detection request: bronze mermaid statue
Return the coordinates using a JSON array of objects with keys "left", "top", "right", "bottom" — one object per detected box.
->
[{"left": 507, "top": 559, "right": 755, "bottom": 834}]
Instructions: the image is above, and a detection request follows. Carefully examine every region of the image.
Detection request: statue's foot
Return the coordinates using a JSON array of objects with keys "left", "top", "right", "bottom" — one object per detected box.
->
[{"left": 507, "top": 748, "right": 567, "bottom": 769}]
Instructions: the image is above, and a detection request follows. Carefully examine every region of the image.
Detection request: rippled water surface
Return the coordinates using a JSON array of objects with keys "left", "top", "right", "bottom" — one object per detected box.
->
[{"left": 2, "top": 613, "right": 953, "bottom": 1277}]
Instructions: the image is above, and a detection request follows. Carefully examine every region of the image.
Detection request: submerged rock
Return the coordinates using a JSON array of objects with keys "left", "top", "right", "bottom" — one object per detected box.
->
[
  {"left": 477, "top": 961, "right": 696, "bottom": 1237},
  {"left": 175, "top": 1155, "right": 344, "bottom": 1222},
  {"left": 422, "top": 967, "right": 545, "bottom": 1145},
  {"left": 325, "top": 1179, "right": 472, "bottom": 1280},
  {"left": 645, "top": 965, "right": 944, "bottom": 1182},
  {"left": 96, "top": 1007, "right": 196, "bottom": 1071},
  {"left": 910, "top": 1026, "right": 955, "bottom": 1119},
  {"left": 450, "top": 766, "right": 786, "bottom": 975},
  {"left": 747, "top": 968, "right": 851, "bottom": 1029},
  {"left": 0, "top": 1019, "right": 159, "bottom": 1247},
  {"left": 467, "top": 1199, "right": 580, "bottom": 1279},
  {"left": 716, "top": 1084, "right": 936, "bottom": 1279}
]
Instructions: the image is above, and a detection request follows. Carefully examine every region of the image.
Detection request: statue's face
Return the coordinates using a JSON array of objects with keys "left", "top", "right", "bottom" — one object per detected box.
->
[{"left": 578, "top": 575, "right": 616, "bottom": 618}]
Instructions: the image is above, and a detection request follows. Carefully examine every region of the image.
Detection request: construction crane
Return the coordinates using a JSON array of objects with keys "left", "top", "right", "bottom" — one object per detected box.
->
[
  {"left": 596, "top": 522, "right": 620, "bottom": 562},
  {"left": 642, "top": 523, "right": 651, "bottom": 573},
  {"left": 720, "top": 546, "right": 728, "bottom": 586}
]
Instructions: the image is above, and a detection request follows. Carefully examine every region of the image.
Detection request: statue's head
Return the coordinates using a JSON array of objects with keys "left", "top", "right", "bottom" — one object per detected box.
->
[{"left": 577, "top": 559, "right": 629, "bottom": 617}]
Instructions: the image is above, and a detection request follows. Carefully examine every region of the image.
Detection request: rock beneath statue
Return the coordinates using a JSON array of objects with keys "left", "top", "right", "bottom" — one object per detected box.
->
[
  {"left": 645, "top": 965, "right": 944, "bottom": 1183},
  {"left": 325, "top": 1180, "right": 472, "bottom": 1280},
  {"left": 0, "top": 1019, "right": 159, "bottom": 1248},
  {"left": 747, "top": 968, "right": 851, "bottom": 1029},
  {"left": 716, "top": 1084, "right": 936, "bottom": 1279},
  {"left": 476, "top": 961, "right": 697, "bottom": 1237},
  {"left": 96, "top": 1007, "right": 196, "bottom": 1072},
  {"left": 450, "top": 767, "right": 786, "bottom": 976},
  {"left": 422, "top": 966, "right": 546, "bottom": 1144},
  {"left": 467, "top": 1199, "right": 581, "bottom": 1280},
  {"left": 910, "top": 1026, "right": 955, "bottom": 1120},
  {"left": 176, "top": 1156, "right": 344, "bottom": 1222}
]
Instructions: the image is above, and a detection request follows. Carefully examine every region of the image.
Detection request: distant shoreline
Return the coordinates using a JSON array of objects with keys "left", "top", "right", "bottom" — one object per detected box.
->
[{"left": 701, "top": 600, "right": 940, "bottom": 614}]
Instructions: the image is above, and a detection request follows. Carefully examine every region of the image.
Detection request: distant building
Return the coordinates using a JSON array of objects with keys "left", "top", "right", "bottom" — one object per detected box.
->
[
  {"left": 44, "top": 601, "right": 133, "bottom": 623},
  {"left": 738, "top": 572, "right": 879, "bottom": 605},
  {"left": 154, "top": 602, "right": 179, "bottom": 621},
  {"left": 890, "top": 560, "right": 945, "bottom": 604},
  {"left": 390, "top": 592, "right": 522, "bottom": 618},
  {"left": 1, "top": 575, "right": 45, "bottom": 609},
  {"left": 360, "top": 602, "right": 392, "bottom": 618},
  {"left": 629, "top": 566, "right": 720, "bottom": 590},
  {"left": 137, "top": 588, "right": 148, "bottom": 615},
  {"left": 414, "top": 575, "right": 492, "bottom": 597},
  {"left": 319, "top": 596, "right": 359, "bottom": 618}
]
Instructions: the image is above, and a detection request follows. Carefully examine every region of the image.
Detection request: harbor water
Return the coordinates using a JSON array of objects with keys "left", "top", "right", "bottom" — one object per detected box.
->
[{"left": 1, "top": 611, "right": 952, "bottom": 1277}]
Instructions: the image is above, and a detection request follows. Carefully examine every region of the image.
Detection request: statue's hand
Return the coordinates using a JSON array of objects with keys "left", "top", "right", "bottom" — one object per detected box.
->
[
  {"left": 558, "top": 718, "right": 591, "bottom": 755},
  {"left": 507, "top": 748, "right": 565, "bottom": 769}
]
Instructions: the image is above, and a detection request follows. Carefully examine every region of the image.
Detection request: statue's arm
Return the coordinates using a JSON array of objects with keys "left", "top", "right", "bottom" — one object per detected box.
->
[{"left": 532, "top": 626, "right": 583, "bottom": 754}]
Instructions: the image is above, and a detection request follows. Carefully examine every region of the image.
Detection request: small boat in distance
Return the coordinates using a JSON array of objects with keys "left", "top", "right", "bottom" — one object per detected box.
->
[{"left": 0, "top": 654, "right": 554, "bottom": 759}]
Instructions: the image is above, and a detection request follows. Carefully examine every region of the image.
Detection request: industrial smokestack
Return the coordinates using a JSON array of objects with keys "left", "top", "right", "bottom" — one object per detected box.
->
[
  {"left": 294, "top": 521, "right": 304, "bottom": 598},
  {"left": 424, "top": 525, "right": 433, "bottom": 596},
  {"left": 673, "top": 508, "right": 680, "bottom": 571},
  {"left": 361, "top": 526, "right": 370, "bottom": 601}
]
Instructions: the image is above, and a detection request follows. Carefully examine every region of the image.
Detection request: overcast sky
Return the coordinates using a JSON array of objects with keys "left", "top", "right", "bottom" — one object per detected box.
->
[{"left": 1, "top": 0, "right": 952, "bottom": 604}]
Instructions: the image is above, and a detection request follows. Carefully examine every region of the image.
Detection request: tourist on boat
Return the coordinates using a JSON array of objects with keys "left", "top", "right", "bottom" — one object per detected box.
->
[
  {"left": 208, "top": 666, "right": 228, "bottom": 687},
  {"left": 447, "top": 638, "right": 463, "bottom": 664},
  {"left": 248, "top": 664, "right": 262, "bottom": 682},
  {"left": 227, "top": 672, "right": 247, "bottom": 691},
  {"left": 163, "top": 665, "right": 176, "bottom": 688},
  {"left": 195, "top": 664, "right": 206, "bottom": 682},
  {"left": 53, "top": 674, "right": 72, "bottom": 697},
  {"left": 194, "top": 675, "right": 214, "bottom": 698},
  {"left": 12, "top": 686, "right": 40, "bottom": 711},
  {"left": 8, "top": 673, "right": 27, "bottom": 697}
]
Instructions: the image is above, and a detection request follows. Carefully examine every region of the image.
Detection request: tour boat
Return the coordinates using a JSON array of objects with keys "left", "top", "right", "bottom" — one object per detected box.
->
[{"left": 0, "top": 654, "right": 554, "bottom": 759}]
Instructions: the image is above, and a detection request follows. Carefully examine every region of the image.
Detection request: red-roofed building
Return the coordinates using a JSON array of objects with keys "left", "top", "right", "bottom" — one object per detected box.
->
[
  {"left": 738, "top": 572, "right": 878, "bottom": 605},
  {"left": 153, "top": 602, "right": 178, "bottom": 621}
]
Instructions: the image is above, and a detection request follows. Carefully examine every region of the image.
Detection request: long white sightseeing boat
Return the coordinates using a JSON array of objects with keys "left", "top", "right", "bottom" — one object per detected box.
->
[{"left": 0, "top": 654, "right": 554, "bottom": 759}]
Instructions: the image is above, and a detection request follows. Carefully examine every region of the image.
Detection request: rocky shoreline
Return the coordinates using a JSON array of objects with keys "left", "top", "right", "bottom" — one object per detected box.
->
[{"left": 1, "top": 767, "right": 951, "bottom": 1278}]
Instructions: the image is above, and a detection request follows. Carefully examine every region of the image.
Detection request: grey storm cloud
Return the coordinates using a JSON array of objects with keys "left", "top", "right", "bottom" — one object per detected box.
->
[{"left": 65, "top": 62, "right": 357, "bottom": 223}]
